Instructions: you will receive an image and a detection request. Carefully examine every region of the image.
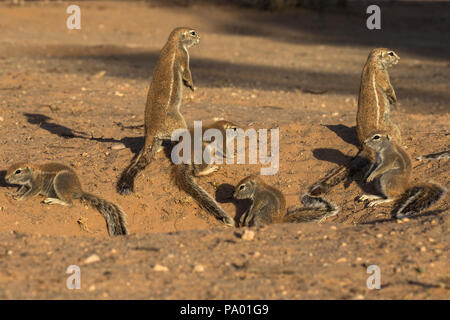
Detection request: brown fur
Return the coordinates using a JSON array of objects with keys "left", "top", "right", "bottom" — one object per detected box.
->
[
  {"left": 309, "top": 48, "right": 401, "bottom": 196},
  {"left": 358, "top": 131, "right": 447, "bottom": 218},
  {"left": 117, "top": 27, "right": 200, "bottom": 195},
  {"left": 172, "top": 120, "right": 239, "bottom": 227},
  {"left": 6, "top": 162, "right": 128, "bottom": 236},
  {"left": 234, "top": 175, "right": 338, "bottom": 227}
]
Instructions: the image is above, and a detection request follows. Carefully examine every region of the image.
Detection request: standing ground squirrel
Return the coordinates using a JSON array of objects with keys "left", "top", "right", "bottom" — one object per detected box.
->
[
  {"left": 309, "top": 48, "right": 401, "bottom": 196},
  {"left": 234, "top": 175, "right": 338, "bottom": 227},
  {"left": 358, "top": 132, "right": 447, "bottom": 218},
  {"left": 172, "top": 120, "right": 239, "bottom": 227},
  {"left": 116, "top": 27, "right": 199, "bottom": 195},
  {"left": 5, "top": 162, "right": 129, "bottom": 236}
]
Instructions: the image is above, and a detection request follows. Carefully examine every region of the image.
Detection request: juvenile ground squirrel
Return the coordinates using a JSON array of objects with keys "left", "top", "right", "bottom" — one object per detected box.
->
[
  {"left": 173, "top": 120, "right": 238, "bottom": 227},
  {"left": 234, "top": 175, "right": 338, "bottom": 227},
  {"left": 116, "top": 27, "right": 199, "bottom": 195},
  {"left": 416, "top": 149, "right": 450, "bottom": 161},
  {"left": 358, "top": 132, "right": 447, "bottom": 218},
  {"left": 309, "top": 48, "right": 401, "bottom": 196},
  {"left": 6, "top": 162, "right": 128, "bottom": 236}
]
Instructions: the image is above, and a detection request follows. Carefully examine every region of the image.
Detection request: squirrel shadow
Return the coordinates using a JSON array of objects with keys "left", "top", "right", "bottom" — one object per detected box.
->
[
  {"left": 322, "top": 124, "right": 359, "bottom": 147},
  {"left": 312, "top": 147, "right": 353, "bottom": 167},
  {"left": 0, "top": 170, "right": 11, "bottom": 188},
  {"left": 215, "top": 183, "right": 252, "bottom": 226},
  {"left": 23, "top": 113, "right": 144, "bottom": 154},
  {"left": 311, "top": 123, "right": 378, "bottom": 194},
  {"left": 312, "top": 147, "right": 378, "bottom": 195}
]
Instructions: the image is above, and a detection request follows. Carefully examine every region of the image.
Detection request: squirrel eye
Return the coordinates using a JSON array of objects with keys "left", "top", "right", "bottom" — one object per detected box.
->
[
  {"left": 15, "top": 169, "right": 21, "bottom": 174},
  {"left": 189, "top": 30, "right": 196, "bottom": 36},
  {"left": 239, "top": 185, "right": 245, "bottom": 190},
  {"left": 373, "top": 135, "right": 381, "bottom": 140},
  {"left": 388, "top": 52, "right": 394, "bottom": 56}
]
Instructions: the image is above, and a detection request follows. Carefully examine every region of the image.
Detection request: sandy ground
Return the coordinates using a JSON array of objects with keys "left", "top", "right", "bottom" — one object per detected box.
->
[{"left": 0, "top": 1, "right": 448, "bottom": 299}]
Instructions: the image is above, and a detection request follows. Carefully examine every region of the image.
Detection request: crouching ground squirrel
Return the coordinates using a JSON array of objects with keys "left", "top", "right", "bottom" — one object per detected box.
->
[
  {"left": 234, "top": 175, "right": 338, "bottom": 227},
  {"left": 6, "top": 162, "right": 128, "bottom": 236},
  {"left": 358, "top": 132, "right": 447, "bottom": 218},
  {"left": 116, "top": 27, "right": 199, "bottom": 195},
  {"left": 309, "top": 48, "right": 401, "bottom": 196},
  {"left": 173, "top": 120, "right": 239, "bottom": 227}
]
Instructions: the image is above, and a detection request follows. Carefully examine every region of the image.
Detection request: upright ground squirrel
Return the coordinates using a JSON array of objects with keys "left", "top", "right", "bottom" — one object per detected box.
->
[
  {"left": 309, "top": 48, "right": 401, "bottom": 196},
  {"left": 6, "top": 162, "right": 129, "bottom": 236},
  {"left": 116, "top": 27, "right": 199, "bottom": 195},
  {"left": 234, "top": 175, "right": 338, "bottom": 227},
  {"left": 173, "top": 120, "right": 238, "bottom": 227},
  {"left": 358, "top": 132, "right": 447, "bottom": 218}
]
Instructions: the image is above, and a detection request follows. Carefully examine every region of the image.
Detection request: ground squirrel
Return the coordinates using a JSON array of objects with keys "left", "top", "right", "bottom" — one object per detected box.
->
[
  {"left": 5, "top": 162, "right": 128, "bottom": 236},
  {"left": 173, "top": 120, "right": 239, "bottom": 227},
  {"left": 416, "top": 149, "right": 450, "bottom": 161},
  {"left": 357, "top": 132, "right": 447, "bottom": 218},
  {"left": 309, "top": 48, "right": 401, "bottom": 196},
  {"left": 116, "top": 27, "right": 200, "bottom": 195},
  {"left": 234, "top": 175, "right": 338, "bottom": 227}
]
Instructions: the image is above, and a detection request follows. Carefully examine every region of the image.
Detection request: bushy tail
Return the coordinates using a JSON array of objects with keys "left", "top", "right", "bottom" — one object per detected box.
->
[
  {"left": 173, "top": 164, "right": 235, "bottom": 227},
  {"left": 416, "top": 149, "right": 450, "bottom": 161},
  {"left": 308, "top": 149, "right": 371, "bottom": 196},
  {"left": 285, "top": 194, "right": 339, "bottom": 223},
  {"left": 393, "top": 183, "right": 447, "bottom": 219},
  {"left": 81, "top": 193, "right": 129, "bottom": 236},
  {"left": 116, "top": 141, "right": 156, "bottom": 195}
]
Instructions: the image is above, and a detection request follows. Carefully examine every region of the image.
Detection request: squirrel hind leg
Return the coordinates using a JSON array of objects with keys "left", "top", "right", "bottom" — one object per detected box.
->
[
  {"left": 116, "top": 138, "right": 162, "bottom": 195},
  {"left": 358, "top": 194, "right": 383, "bottom": 202},
  {"left": 367, "top": 198, "right": 394, "bottom": 207},
  {"left": 194, "top": 164, "right": 219, "bottom": 177},
  {"left": 43, "top": 198, "right": 71, "bottom": 206},
  {"left": 52, "top": 171, "right": 80, "bottom": 206}
]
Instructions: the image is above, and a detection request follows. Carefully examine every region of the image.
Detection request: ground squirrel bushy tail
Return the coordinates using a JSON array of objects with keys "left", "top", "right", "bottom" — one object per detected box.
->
[
  {"left": 393, "top": 183, "right": 447, "bottom": 219},
  {"left": 416, "top": 149, "right": 450, "bottom": 161},
  {"left": 309, "top": 149, "right": 371, "bottom": 196},
  {"left": 285, "top": 194, "right": 339, "bottom": 222},
  {"left": 80, "top": 193, "right": 129, "bottom": 236},
  {"left": 116, "top": 147, "right": 153, "bottom": 195},
  {"left": 173, "top": 164, "right": 235, "bottom": 227}
]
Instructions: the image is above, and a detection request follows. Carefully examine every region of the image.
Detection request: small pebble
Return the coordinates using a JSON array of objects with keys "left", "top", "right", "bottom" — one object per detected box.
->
[
  {"left": 84, "top": 254, "right": 100, "bottom": 264},
  {"left": 153, "top": 264, "right": 169, "bottom": 272},
  {"left": 193, "top": 265, "right": 205, "bottom": 272},
  {"left": 241, "top": 229, "right": 255, "bottom": 241}
]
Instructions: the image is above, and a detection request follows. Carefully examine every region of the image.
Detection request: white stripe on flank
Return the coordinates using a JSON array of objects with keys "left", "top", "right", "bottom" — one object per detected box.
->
[
  {"left": 166, "top": 50, "right": 176, "bottom": 111},
  {"left": 372, "top": 73, "right": 380, "bottom": 127}
]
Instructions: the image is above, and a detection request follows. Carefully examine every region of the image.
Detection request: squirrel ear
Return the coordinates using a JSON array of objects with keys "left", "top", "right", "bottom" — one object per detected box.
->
[{"left": 386, "top": 134, "right": 391, "bottom": 140}]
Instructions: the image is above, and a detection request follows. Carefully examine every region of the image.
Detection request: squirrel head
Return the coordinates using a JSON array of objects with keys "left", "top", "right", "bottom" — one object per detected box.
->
[
  {"left": 212, "top": 120, "right": 240, "bottom": 132},
  {"left": 370, "top": 48, "right": 400, "bottom": 69},
  {"left": 5, "top": 163, "right": 33, "bottom": 185},
  {"left": 364, "top": 131, "right": 391, "bottom": 151},
  {"left": 170, "top": 27, "right": 200, "bottom": 48},
  {"left": 234, "top": 175, "right": 260, "bottom": 200}
]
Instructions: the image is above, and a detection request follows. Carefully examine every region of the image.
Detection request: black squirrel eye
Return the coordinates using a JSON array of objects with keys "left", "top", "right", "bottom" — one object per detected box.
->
[
  {"left": 388, "top": 52, "right": 394, "bottom": 56},
  {"left": 15, "top": 169, "right": 21, "bottom": 174},
  {"left": 373, "top": 135, "right": 380, "bottom": 140},
  {"left": 190, "top": 30, "right": 196, "bottom": 36},
  {"left": 239, "top": 185, "right": 245, "bottom": 190}
]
